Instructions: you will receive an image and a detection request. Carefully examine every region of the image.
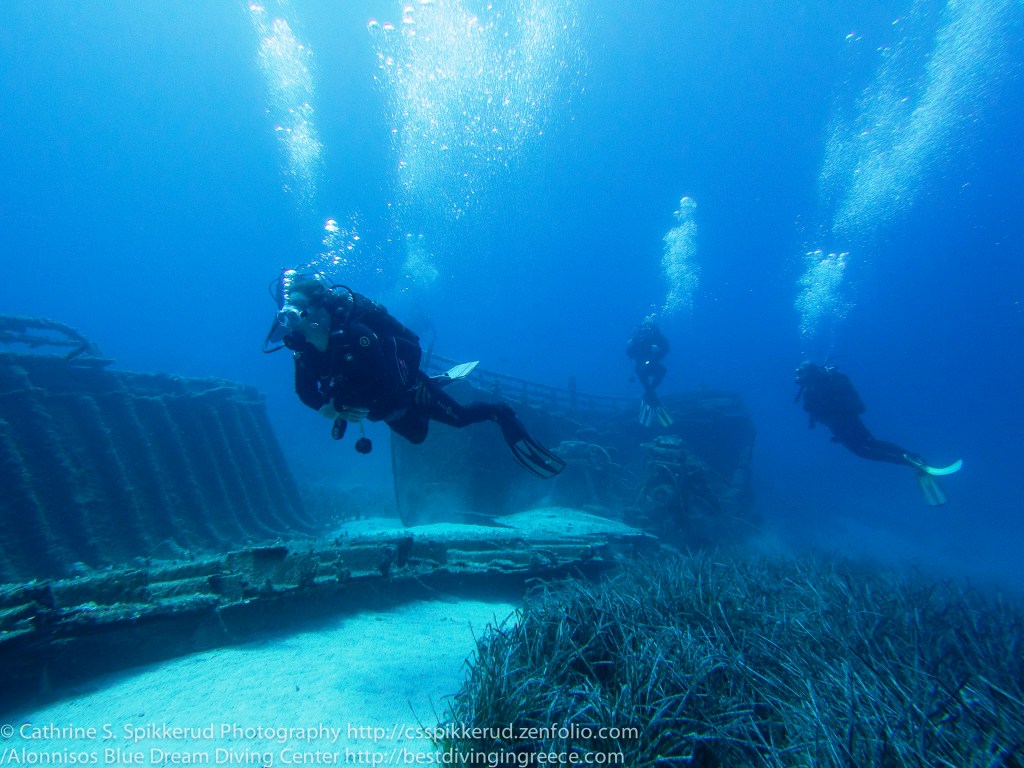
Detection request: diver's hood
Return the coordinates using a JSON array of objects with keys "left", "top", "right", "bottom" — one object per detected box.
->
[
  {"left": 273, "top": 268, "right": 335, "bottom": 309},
  {"left": 262, "top": 269, "right": 355, "bottom": 353}
]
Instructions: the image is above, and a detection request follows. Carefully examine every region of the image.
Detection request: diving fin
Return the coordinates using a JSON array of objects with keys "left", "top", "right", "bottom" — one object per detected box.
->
[
  {"left": 639, "top": 393, "right": 671, "bottom": 427},
  {"left": 904, "top": 454, "right": 963, "bottom": 477},
  {"left": 638, "top": 399, "right": 654, "bottom": 427},
  {"left": 921, "top": 458, "right": 962, "bottom": 477},
  {"left": 655, "top": 404, "right": 674, "bottom": 427},
  {"left": 432, "top": 361, "right": 479, "bottom": 388},
  {"left": 914, "top": 470, "right": 948, "bottom": 506},
  {"left": 496, "top": 412, "right": 566, "bottom": 479}
]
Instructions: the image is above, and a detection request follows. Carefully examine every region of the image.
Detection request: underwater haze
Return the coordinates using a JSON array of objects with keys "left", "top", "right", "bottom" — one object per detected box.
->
[{"left": 2, "top": 1, "right": 1023, "bottom": 586}]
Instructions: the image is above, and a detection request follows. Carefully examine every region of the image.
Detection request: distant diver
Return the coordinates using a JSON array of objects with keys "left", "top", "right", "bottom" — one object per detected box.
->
[
  {"left": 794, "top": 361, "right": 962, "bottom": 505},
  {"left": 626, "top": 316, "right": 673, "bottom": 427},
  {"left": 263, "top": 269, "right": 565, "bottom": 479}
]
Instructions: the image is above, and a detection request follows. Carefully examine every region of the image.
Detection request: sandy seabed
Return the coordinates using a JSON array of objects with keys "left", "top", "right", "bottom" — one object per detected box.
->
[{"left": 3, "top": 598, "right": 517, "bottom": 766}]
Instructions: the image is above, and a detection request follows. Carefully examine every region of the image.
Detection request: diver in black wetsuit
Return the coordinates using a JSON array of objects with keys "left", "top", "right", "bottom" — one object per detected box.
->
[
  {"left": 263, "top": 270, "right": 564, "bottom": 479},
  {"left": 794, "top": 361, "right": 961, "bottom": 504},
  {"left": 626, "top": 316, "right": 673, "bottom": 427}
]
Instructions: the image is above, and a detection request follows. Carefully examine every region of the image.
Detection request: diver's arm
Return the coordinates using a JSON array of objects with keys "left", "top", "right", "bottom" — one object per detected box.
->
[
  {"left": 294, "top": 359, "right": 327, "bottom": 412},
  {"left": 798, "top": 386, "right": 818, "bottom": 429}
]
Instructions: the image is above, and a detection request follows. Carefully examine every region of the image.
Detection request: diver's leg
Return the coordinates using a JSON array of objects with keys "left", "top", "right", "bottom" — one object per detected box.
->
[
  {"left": 867, "top": 440, "right": 916, "bottom": 465},
  {"left": 638, "top": 361, "right": 666, "bottom": 392},
  {"left": 640, "top": 363, "right": 672, "bottom": 426},
  {"left": 638, "top": 361, "right": 667, "bottom": 426},
  {"left": 413, "top": 379, "right": 564, "bottom": 478},
  {"left": 649, "top": 361, "right": 666, "bottom": 391},
  {"left": 840, "top": 433, "right": 913, "bottom": 465},
  {"left": 845, "top": 418, "right": 914, "bottom": 464},
  {"left": 832, "top": 419, "right": 887, "bottom": 461},
  {"left": 413, "top": 378, "right": 500, "bottom": 427},
  {"left": 832, "top": 418, "right": 959, "bottom": 503},
  {"left": 387, "top": 408, "right": 430, "bottom": 444}
]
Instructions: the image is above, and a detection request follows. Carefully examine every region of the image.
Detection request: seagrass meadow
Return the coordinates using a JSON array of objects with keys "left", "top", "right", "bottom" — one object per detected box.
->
[{"left": 443, "top": 551, "right": 1024, "bottom": 767}]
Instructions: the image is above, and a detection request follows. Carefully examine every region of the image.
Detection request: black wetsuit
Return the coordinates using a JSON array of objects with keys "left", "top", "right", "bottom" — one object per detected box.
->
[
  {"left": 795, "top": 365, "right": 915, "bottom": 466},
  {"left": 285, "top": 291, "right": 511, "bottom": 444},
  {"left": 626, "top": 323, "right": 669, "bottom": 401}
]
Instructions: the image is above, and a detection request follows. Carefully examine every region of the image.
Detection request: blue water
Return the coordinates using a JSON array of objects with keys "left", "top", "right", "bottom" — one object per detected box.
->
[{"left": 2, "top": 1, "right": 1022, "bottom": 586}]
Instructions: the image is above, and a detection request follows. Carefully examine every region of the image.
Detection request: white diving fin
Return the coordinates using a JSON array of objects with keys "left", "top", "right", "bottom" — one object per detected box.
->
[
  {"left": 443, "top": 361, "right": 479, "bottom": 381},
  {"left": 639, "top": 393, "right": 671, "bottom": 427},
  {"left": 433, "top": 361, "right": 479, "bottom": 388},
  {"left": 921, "top": 458, "right": 963, "bottom": 477},
  {"left": 655, "top": 404, "right": 674, "bottom": 427},
  {"left": 638, "top": 399, "right": 654, "bottom": 427},
  {"left": 915, "top": 471, "right": 949, "bottom": 506},
  {"left": 904, "top": 454, "right": 963, "bottom": 477}
]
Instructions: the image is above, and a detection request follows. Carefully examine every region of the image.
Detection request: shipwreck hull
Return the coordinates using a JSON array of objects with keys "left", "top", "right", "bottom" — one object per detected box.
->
[
  {"left": 393, "top": 364, "right": 757, "bottom": 543},
  {"left": 0, "top": 349, "right": 311, "bottom": 584},
  {"left": 0, "top": 321, "right": 757, "bottom": 717}
]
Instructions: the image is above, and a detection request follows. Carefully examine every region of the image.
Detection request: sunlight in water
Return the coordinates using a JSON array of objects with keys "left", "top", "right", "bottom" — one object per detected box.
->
[
  {"left": 821, "top": 0, "right": 1016, "bottom": 239},
  {"left": 249, "top": 3, "right": 323, "bottom": 209},
  {"left": 369, "top": 0, "right": 584, "bottom": 219},
  {"left": 661, "top": 197, "right": 700, "bottom": 317},
  {"left": 798, "top": 0, "right": 1016, "bottom": 347}
]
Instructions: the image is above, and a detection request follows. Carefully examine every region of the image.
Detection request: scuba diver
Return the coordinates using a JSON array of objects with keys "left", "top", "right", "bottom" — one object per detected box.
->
[
  {"left": 263, "top": 269, "right": 565, "bottom": 479},
  {"left": 794, "top": 361, "right": 962, "bottom": 505},
  {"left": 626, "top": 316, "right": 674, "bottom": 427}
]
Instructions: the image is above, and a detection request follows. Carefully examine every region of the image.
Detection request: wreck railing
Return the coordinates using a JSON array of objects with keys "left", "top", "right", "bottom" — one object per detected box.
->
[
  {"left": 0, "top": 314, "right": 111, "bottom": 365},
  {"left": 424, "top": 352, "right": 633, "bottom": 417}
]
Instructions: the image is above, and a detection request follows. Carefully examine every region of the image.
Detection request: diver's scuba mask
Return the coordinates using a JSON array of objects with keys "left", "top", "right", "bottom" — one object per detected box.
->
[
  {"left": 275, "top": 304, "right": 307, "bottom": 331},
  {"left": 263, "top": 269, "right": 327, "bottom": 352},
  {"left": 262, "top": 268, "right": 356, "bottom": 353}
]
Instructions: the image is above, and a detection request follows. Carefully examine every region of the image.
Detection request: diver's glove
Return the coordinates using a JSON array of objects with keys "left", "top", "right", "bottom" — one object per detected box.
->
[
  {"left": 337, "top": 406, "right": 369, "bottom": 422},
  {"left": 327, "top": 405, "right": 369, "bottom": 441},
  {"left": 318, "top": 403, "right": 341, "bottom": 420}
]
